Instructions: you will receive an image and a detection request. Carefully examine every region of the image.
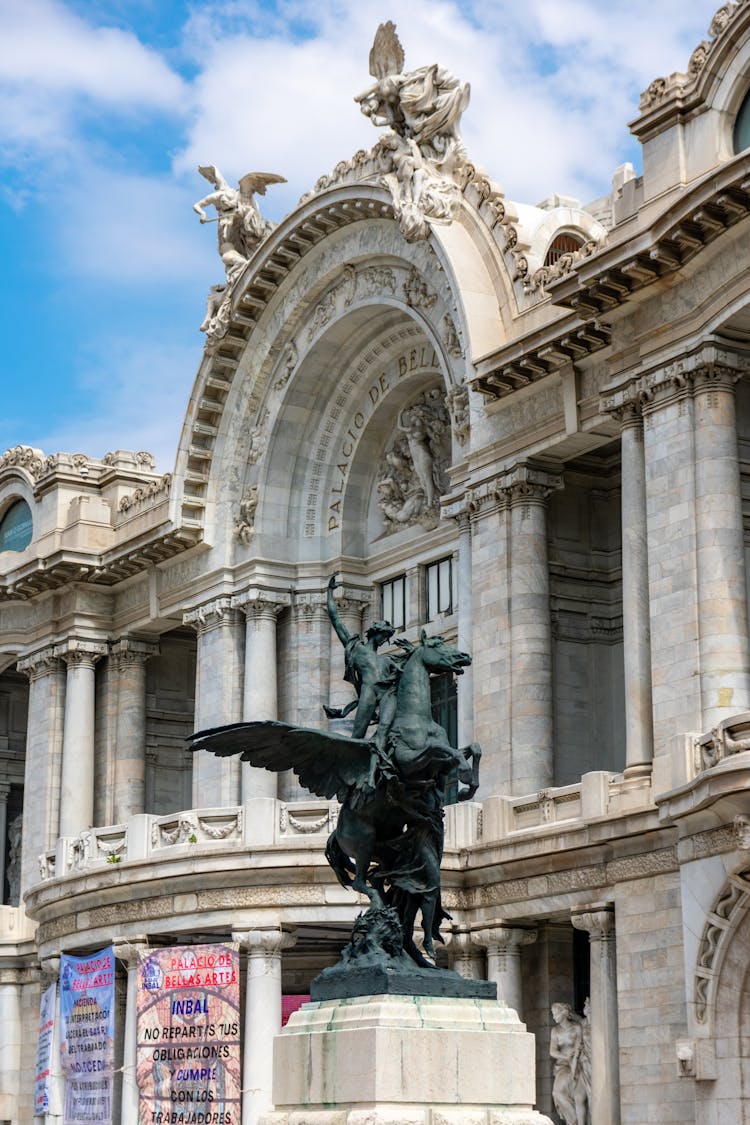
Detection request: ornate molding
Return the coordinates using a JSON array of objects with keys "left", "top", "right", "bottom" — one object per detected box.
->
[
  {"left": 571, "top": 905, "right": 615, "bottom": 939},
  {"left": 56, "top": 639, "right": 108, "bottom": 667},
  {"left": 183, "top": 597, "right": 236, "bottom": 633},
  {"left": 0, "top": 444, "right": 45, "bottom": 480},
  {"left": 109, "top": 638, "right": 159, "bottom": 667},
  {"left": 231, "top": 927, "right": 297, "bottom": 957},
  {"left": 118, "top": 472, "right": 172, "bottom": 514},
  {"left": 694, "top": 870, "right": 750, "bottom": 1024},
  {"left": 232, "top": 589, "right": 291, "bottom": 620},
  {"left": 16, "top": 646, "right": 61, "bottom": 681}
]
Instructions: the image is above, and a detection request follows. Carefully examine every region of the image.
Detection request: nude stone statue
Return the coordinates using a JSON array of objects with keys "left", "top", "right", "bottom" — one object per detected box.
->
[
  {"left": 193, "top": 165, "right": 286, "bottom": 280},
  {"left": 550, "top": 1002, "right": 590, "bottom": 1125}
]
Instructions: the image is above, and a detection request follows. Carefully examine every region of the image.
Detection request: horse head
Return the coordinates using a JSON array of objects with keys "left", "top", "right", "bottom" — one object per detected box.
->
[{"left": 417, "top": 628, "right": 472, "bottom": 676}]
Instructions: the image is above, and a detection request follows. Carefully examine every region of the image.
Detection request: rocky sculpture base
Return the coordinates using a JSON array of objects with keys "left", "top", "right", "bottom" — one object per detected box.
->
[
  {"left": 260, "top": 994, "right": 553, "bottom": 1125},
  {"left": 311, "top": 906, "right": 496, "bottom": 1001}
]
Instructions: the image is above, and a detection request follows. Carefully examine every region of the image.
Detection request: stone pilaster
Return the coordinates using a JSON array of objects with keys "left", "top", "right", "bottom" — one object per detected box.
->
[
  {"left": 110, "top": 640, "right": 158, "bottom": 823},
  {"left": 448, "top": 927, "right": 484, "bottom": 979},
  {"left": 184, "top": 598, "right": 244, "bottom": 807},
  {"left": 501, "top": 465, "right": 562, "bottom": 795},
  {"left": 474, "top": 925, "right": 537, "bottom": 1016},
  {"left": 114, "top": 938, "right": 148, "bottom": 1125},
  {"left": 614, "top": 404, "right": 655, "bottom": 776},
  {"left": 57, "top": 639, "right": 107, "bottom": 839},
  {"left": 233, "top": 590, "right": 290, "bottom": 801},
  {"left": 287, "top": 593, "right": 329, "bottom": 800},
  {"left": 455, "top": 512, "right": 474, "bottom": 745},
  {"left": 17, "top": 647, "right": 65, "bottom": 895},
  {"left": 0, "top": 966, "right": 22, "bottom": 1123},
  {"left": 572, "top": 906, "right": 620, "bottom": 1125},
  {"left": 232, "top": 927, "right": 297, "bottom": 1125},
  {"left": 692, "top": 364, "right": 750, "bottom": 726}
]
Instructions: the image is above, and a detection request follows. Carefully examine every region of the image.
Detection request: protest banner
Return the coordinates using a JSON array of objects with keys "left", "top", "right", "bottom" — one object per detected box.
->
[
  {"left": 59, "top": 946, "right": 116, "bottom": 1125},
  {"left": 34, "top": 980, "right": 57, "bottom": 1115},
  {"left": 136, "top": 943, "right": 241, "bottom": 1125}
]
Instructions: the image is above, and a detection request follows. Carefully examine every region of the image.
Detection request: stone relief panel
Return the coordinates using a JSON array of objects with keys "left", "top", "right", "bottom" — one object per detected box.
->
[{"left": 376, "top": 387, "right": 451, "bottom": 533}]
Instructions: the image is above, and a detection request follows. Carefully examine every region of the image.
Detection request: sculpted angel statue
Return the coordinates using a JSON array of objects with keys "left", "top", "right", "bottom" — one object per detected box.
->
[{"left": 193, "top": 165, "right": 286, "bottom": 279}]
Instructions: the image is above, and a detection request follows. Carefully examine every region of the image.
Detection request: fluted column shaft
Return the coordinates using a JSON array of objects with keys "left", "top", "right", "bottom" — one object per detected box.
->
[
  {"left": 235, "top": 592, "right": 289, "bottom": 801},
  {"left": 572, "top": 907, "right": 619, "bottom": 1125},
  {"left": 59, "top": 641, "right": 107, "bottom": 838},
  {"left": 233, "top": 928, "right": 297, "bottom": 1125},
  {"left": 475, "top": 925, "right": 537, "bottom": 1016},
  {"left": 693, "top": 369, "right": 750, "bottom": 726},
  {"left": 185, "top": 600, "right": 244, "bottom": 807},
  {"left": 619, "top": 407, "right": 654, "bottom": 775},
  {"left": 111, "top": 641, "right": 157, "bottom": 823},
  {"left": 17, "top": 650, "right": 65, "bottom": 894},
  {"left": 456, "top": 514, "right": 474, "bottom": 745},
  {"left": 504, "top": 468, "right": 561, "bottom": 794}
]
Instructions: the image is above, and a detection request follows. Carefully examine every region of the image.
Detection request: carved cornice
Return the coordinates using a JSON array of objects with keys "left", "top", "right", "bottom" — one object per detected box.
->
[
  {"left": 16, "top": 646, "right": 61, "bottom": 681},
  {"left": 183, "top": 597, "right": 238, "bottom": 633},
  {"left": 500, "top": 463, "right": 564, "bottom": 507},
  {"left": 109, "top": 638, "right": 159, "bottom": 667},
  {"left": 232, "top": 589, "right": 291, "bottom": 620},
  {"left": 602, "top": 343, "right": 750, "bottom": 417},
  {"left": 56, "top": 639, "right": 108, "bottom": 667}
]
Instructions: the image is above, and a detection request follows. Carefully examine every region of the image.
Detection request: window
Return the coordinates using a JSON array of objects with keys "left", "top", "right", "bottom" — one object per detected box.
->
[
  {"left": 430, "top": 671, "right": 458, "bottom": 804},
  {"left": 0, "top": 500, "right": 32, "bottom": 553},
  {"left": 735, "top": 86, "right": 750, "bottom": 153},
  {"left": 425, "top": 557, "right": 453, "bottom": 620},
  {"left": 381, "top": 574, "right": 406, "bottom": 630},
  {"left": 544, "top": 232, "right": 585, "bottom": 267}
]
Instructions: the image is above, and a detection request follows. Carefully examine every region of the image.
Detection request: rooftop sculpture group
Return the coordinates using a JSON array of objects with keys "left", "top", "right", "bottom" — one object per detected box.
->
[{"left": 190, "top": 574, "right": 484, "bottom": 991}]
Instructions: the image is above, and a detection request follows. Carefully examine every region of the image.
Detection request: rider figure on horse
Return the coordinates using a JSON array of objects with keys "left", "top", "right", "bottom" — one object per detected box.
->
[{"left": 324, "top": 572, "right": 402, "bottom": 788}]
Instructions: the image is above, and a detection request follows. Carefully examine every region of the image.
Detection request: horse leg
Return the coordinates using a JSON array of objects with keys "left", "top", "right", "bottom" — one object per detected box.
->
[
  {"left": 456, "top": 742, "right": 482, "bottom": 800},
  {"left": 335, "top": 807, "right": 384, "bottom": 909}
]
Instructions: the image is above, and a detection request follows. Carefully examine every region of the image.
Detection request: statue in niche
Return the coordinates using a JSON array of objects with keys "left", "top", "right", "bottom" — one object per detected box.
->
[
  {"left": 6, "top": 813, "right": 22, "bottom": 907},
  {"left": 446, "top": 383, "right": 470, "bottom": 447},
  {"left": 193, "top": 165, "right": 286, "bottom": 280},
  {"left": 189, "top": 576, "right": 484, "bottom": 990},
  {"left": 550, "top": 1002, "right": 590, "bottom": 1125},
  {"left": 356, "top": 22, "right": 471, "bottom": 242},
  {"left": 376, "top": 388, "right": 451, "bottom": 532}
]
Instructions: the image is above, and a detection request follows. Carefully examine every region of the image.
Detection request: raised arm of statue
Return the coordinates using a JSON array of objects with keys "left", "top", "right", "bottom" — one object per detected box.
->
[{"left": 327, "top": 572, "right": 352, "bottom": 646}]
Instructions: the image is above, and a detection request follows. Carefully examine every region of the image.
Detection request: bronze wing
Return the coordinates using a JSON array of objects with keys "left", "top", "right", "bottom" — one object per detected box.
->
[{"left": 188, "top": 720, "right": 371, "bottom": 801}]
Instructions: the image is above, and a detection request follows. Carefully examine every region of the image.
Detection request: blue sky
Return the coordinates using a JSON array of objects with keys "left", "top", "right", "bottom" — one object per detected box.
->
[{"left": 0, "top": 0, "right": 723, "bottom": 470}]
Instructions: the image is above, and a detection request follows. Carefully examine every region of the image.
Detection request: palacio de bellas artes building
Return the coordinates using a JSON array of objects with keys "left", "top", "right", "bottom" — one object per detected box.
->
[{"left": 10, "top": 1, "right": 750, "bottom": 1122}]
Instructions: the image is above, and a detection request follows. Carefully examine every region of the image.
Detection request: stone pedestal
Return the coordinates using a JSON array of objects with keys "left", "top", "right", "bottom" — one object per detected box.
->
[{"left": 260, "top": 994, "right": 553, "bottom": 1125}]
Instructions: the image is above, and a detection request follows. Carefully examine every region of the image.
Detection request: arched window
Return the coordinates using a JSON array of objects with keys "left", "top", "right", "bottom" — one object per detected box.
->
[
  {"left": 544, "top": 232, "right": 585, "bottom": 267},
  {"left": 0, "top": 500, "right": 32, "bottom": 553},
  {"left": 734, "top": 85, "right": 750, "bottom": 153}
]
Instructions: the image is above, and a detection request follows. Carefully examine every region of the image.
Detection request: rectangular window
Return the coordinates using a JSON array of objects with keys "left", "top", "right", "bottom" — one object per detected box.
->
[
  {"left": 430, "top": 671, "right": 458, "bottom": 805},
  {"left": 425, "top": 557, "right": 454, "bottom": 621},
  {"left": 381, "top": 575, "right": 406, "bottom": 630}
]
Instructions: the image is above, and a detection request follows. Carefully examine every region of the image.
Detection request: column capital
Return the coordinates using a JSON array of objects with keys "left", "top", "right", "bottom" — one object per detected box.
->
[
  {"left": 571, "top": 904, "right": 615, "bottom": 938},
  {"left": 56, "top": 638, "right": 108, "bottom": 667},
  {"left": 293, "top": 592, "right": 328, "bottom": 625},
  {"left": 0, "top": 782, "right": 11, "bottom": 802},
  {"left": 40, "top": 955, "right": 60, "bottom": 983},
  {"left": 110, "top": 638, "right": 159, "bottom": 667},
  {"left": 16, "top": 645, "right": 62, "bottom": 681},
  {"left": 232, "top": 588, "right": 291, "bottom": 621},
  {"left": 183, "top": 597, "right": 239, "bottom": 634},
  {"left": 232, "top": 927, "right": 297, "bottom": 956},
  {"left": 113, "top": 938, "right": 150, "bottom": 967},
  {"left": 500, "top": 463, "right": 563, "bottom": 507},
  {"left": 472, "top": 925, "right": 537, "bottom": 951}
]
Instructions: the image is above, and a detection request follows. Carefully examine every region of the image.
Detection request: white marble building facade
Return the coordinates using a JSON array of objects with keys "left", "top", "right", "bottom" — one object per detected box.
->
[{"left": 3, "top": 5, "right": 750, "bottom": 1123}]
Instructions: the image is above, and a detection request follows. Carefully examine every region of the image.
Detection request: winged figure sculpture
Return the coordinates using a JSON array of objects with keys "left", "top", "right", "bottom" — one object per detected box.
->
[{"left": 193, "top": 165, "right": 286, "bottom": 278}]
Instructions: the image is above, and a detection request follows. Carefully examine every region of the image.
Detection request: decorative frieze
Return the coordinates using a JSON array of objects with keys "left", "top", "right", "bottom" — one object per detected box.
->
[{"left": 183, "top": 597, "right": 236, "bottom": 633}]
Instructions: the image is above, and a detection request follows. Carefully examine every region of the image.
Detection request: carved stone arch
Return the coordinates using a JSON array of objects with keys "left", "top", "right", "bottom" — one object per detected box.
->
[
  {"left": 693, "top": 867, "right": 750, "bottom": 1031},
  {"left": 185, "top": 209, "right": 492, "bottom": 554}
]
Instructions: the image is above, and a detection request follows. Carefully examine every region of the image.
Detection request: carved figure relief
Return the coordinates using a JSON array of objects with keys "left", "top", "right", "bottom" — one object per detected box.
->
[
  {"left": 550, "top": 1001, "right": 591, "bottom": 1125},
  {"left": 446, "top": 384, "right": 470, "bottom": 447},
  {"left": 442, "top": 314, "right": 462, "bottom": 357},
  {"left": 234, "top": 486, "right": 259, "bottom": 544},
  {"left": 355, "top": 22, "right": 471, "bottom": 243},
  {"left": 275, "top": 342, "right": 298, "bottom": 390},
  {"left": 403, "top": 266, "right": 437, "bottom": 309},
  {"left": 247, "top": 410, "right": 269, "bottom": 465},
  {"left": 6, "top": 814, "right": 22, "bottom": 907},
  {"left": 376, "top": 388, "right": 450, "bottom": 532}
]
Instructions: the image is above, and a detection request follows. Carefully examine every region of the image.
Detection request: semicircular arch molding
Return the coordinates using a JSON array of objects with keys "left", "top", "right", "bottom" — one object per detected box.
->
[{"left": 181, "top": 209, "right": 489, "bottom": 554}]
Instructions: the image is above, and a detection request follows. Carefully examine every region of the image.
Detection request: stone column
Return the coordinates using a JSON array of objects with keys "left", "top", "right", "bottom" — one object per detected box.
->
[
  {"left": 58, "top": 639, "right": 107, "bottom": 839},
  {"left": 111, "top": 640, "right": 158, "bottom": 823},
  {"left": 0, "top": 966, "right": 22, "bottom": 1123},
  {"left": 692, "top": 363, "right": 750, "bottom": 727},
  {"left": 16, "top": 647, "right": 65, "bottom": 895},
  {"left": 502, "top": 466, "right": 562, "bottom": 795},
  {"left": 617, "top": 404, "right": 654, "bottom": 776},
  {"left": 115, "top": 938, "right": 148, "bottom": 1125},
  {"left": 572, "top": 906, "right": 620, "bottom": 1125},
  {"left": 475, "top": 925, "right": 537, "bottom": 1016},
  {"left": 327, "top": 590, "right": 367, "bottom": 724},
  {"left": 184, "top": 599, "right": 244, "bottom": 808},
  {"left": 40, "top": 956, "right": 65, "bottom": 1124},
  {"left": 448, "top": 928, "right": 484, "bottom": 980},
  {"left": 0, "top": 782, "right": 10, "bottom": 903},
  {"left": 232, "top": 927, "right": 297, "bottom": 1125},
  {"left": 456, "top": 512, "right": 474, "bottom": 745},
  {"left": 233, "top": 591, "right": 290, "bottom": 801}
]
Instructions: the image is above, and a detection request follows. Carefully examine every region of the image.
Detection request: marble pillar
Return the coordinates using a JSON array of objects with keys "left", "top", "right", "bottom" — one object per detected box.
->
[
  {"left": 58, "top": 640, "right": 107, "bottom": 839},
  {"left": 617, "top": 405, "right": 654, "bottom": 776},
  {"left": 503, "top": 467, "right": 561, "bottom": 795},
  {"left": 475, "top": 925, "right": 537, "bottom": 1016},
  {"left": 456, "top": 513, "right": 474, "bottom": 745},
  {"left": 572, "top": 907, "right": 620, "bottom": 1125},
  {"left": 232, "top": 927, "right": 297, "bottom": 1125},
  {"left": 0, "top": 967, "right": 22, "bottom": 1123},
  {"left": 184, "top": 599, "right": 244, "bottom": 807},
  {"left": 16, "top": 648, "right": 65, "bottom": 895},
  {"left": 0, "top": 782, "right": 10, "bottom": 903},
  {"left": 692, "top": 366, "right": 750, "bottom": 727},
  {"left": 111, "top": 641, "right": 157, "bottom": 824},
  {"left": 40, "top": 957, "right": 65, "bottom": 1124},
  {"left": 234, "top": 591, "right": 290, "bottom": 801},
  {"left": 116, "top": 939, "right": 148, "bottom": 1125}
]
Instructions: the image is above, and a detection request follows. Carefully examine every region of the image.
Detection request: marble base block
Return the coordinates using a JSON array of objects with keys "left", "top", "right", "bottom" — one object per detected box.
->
[{"left": 259, "top": 994, "right": 552, "bottom": 1125}]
